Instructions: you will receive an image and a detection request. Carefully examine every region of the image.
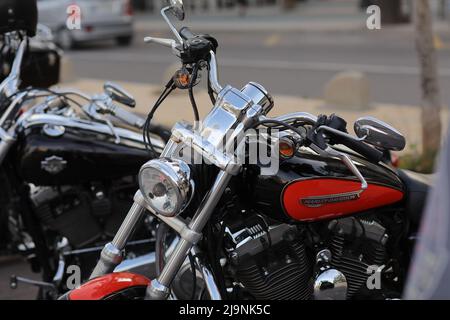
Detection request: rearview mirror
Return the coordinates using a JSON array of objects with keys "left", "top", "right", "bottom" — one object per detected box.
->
[
  {"left": 168, "top": 0, "right": 185, "bottom": 21},
  {"left": 354, "top": 117, "right": 406, "bottom": 151}
]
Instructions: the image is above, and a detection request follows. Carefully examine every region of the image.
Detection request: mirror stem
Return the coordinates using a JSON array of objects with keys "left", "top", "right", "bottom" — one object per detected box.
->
[{"left": 161, "top": 6, "right": 184, "bottom": 45}]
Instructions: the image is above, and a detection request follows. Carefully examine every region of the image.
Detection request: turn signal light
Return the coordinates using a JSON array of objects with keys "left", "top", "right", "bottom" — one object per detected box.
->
[{"left": 279, "top": 138, "right": 296, "bottom": 159}]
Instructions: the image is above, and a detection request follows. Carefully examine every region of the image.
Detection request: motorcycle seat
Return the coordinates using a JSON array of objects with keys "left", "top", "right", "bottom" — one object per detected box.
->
[{"left": 397, "top": 169, "right": 434, "bottom": 225}]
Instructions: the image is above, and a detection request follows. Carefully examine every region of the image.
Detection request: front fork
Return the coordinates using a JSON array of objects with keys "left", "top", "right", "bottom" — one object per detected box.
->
[{"left": 90, "top": 170, "right": 232, "bottom": 300}]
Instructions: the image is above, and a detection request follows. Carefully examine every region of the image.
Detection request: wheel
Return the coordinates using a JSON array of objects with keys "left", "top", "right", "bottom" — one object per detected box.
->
[
  {"left": 116, "top": 36, "right": 133, "bottom": 47},
  {"left": 57, "top": 29, "right": 75, "bottom": 50}
]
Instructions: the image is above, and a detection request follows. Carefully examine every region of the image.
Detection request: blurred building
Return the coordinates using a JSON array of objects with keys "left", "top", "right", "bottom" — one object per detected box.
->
[
  {"left": 131, "top": 0, "right": 450, "bottom": 22},
  {"left": 131, "top": 0, "right": 307, "bottom": 12}
]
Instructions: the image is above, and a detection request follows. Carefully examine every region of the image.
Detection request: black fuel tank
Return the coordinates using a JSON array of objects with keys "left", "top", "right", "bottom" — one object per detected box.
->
[
  {"left": 15, "top": 115, "right": 157, "bottom": 186},
  {"left": 246, "top": 148, "right": 405, "bottom": 223}
]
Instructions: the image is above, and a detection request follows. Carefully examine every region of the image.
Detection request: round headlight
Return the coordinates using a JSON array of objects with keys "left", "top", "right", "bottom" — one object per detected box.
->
[{"left": 138, "top": 158, "right": 194, "bottom": 217}]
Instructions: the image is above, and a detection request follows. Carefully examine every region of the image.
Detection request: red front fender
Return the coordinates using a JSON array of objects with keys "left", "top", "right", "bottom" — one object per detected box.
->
[{"left": 62, "top": 272, "right": 151, "bottom": 300}]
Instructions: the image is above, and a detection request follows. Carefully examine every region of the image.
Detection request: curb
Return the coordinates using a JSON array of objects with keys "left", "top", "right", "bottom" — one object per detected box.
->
[{"left": 135, "top": 21, "right": 368, "bottom": 33}]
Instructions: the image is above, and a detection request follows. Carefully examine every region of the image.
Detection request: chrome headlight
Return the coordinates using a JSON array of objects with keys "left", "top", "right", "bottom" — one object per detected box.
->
[{"left": 138, "top": 158, "right": 194, "bottom": 217}]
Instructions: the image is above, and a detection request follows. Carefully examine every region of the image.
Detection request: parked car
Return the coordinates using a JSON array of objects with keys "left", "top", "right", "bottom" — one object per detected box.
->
[{"left": 37, "top": 0, "right": 134, "bottom": 49}]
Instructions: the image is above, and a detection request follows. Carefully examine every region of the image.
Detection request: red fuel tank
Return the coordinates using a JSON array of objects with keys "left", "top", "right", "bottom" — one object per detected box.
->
[
  {"left": 248, "top": 149, "right": 405, "bottom": 223},
  {"left": 282, "top": 178, "right": 404, "bottom": 222}
]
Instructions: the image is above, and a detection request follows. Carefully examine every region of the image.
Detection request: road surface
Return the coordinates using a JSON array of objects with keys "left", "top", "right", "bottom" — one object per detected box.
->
[{"left": 66, "top": 26, "right": 450, "bottom": 107}]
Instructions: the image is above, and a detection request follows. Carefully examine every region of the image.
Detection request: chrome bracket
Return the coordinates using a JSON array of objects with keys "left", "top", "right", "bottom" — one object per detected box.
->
[
  {"left": 134, "top": 191, "right": 202, "bottom": 245},
  {"left": 325, "top": 146, "right": 368, "bottom": 191}
]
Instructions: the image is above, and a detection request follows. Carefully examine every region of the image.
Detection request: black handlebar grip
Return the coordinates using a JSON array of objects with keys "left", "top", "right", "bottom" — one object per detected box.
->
[
  {"left": 179, "top": 27, "right": 197, "bottom": 40},
  {"left": 337, "top": 136, "right": 384, "bottom": 163}
]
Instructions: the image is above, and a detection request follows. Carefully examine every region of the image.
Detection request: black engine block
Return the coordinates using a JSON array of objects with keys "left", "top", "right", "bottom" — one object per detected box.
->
[{"left": 224, "top": 217, "right": 313, "bottom": 300}]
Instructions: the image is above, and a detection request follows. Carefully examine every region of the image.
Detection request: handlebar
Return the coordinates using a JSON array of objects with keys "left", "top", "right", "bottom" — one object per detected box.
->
[
  {"left": 0, "top": 39, "right": 27, "bottom": 98},
  {"left": 108, "top": 102, "right": 145, "bottom": 129},
  {"left": 144, "top": 26, "right": 222, "bottom": 94},
  {"left": 333, "top": 133, "right": 384, "bottom": 163},
  {"left": 316, "top": 125, "right": 384, "bottom": 163},
  {"left": 208, "top": 51, "right": 222, "bottom": 94},
  {"left": 179, "top": 27, "right": 196, "bottom": 40},
  {"left": 41, "top": 88, "right": 145, "bottom": 129},
  {"left": 144, "top": 37, "right": 177, "bottom": 49},
  {"left": 259, "top": 113, "right": 383, "bottom": 163},
  {"left": 264, "top": 112, "right": 318, "bottom": 126},
  {"left": 6, "top": 86, "right": 145, "bottom": 132}
]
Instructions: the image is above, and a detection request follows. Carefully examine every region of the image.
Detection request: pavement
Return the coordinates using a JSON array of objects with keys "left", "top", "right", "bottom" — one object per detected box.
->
[{"left": 0, "top": 256, "right": 40, "bottom": 300}]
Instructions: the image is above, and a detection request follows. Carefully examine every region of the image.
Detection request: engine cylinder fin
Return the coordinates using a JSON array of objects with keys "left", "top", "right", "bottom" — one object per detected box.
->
[
  {"left": 235, "top": 240, "right": 312, "bottom": 300},
  {"left": 329, "top": 229, "right": 386, "bottom": 299}
]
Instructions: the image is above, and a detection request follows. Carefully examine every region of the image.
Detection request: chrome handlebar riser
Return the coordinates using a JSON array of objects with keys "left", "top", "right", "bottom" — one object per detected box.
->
[
  {"left": 0, "top": 39, "right": 27, "bottom": 98},
  {"left": 208, "top": 51, "right": 222, "bottom": 95}
]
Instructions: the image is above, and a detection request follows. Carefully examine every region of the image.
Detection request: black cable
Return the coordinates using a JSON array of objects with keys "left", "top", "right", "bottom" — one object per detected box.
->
[
  {"left": 206, "top": 63, "right": 216, "bottom": 105},
  {"left": 26, "top": 87, "right": 85, "bottom": 109},
  {"left": 1, "top": 88, "right": 85, "bottom": 128},
  {"left": 143, "top": 78, "right": 175, "bottom": 155},
  {"left": 188, "top": 63, "right": 200, "bottom": 122},
  {"left": 253, "top": 119, "right": 307, "bottom": 140},
  {"left": 188, "top": 253, "right": 197, "bottom": 300},
  {"left": 144, "top": 85, "right": 174, "bottom": 153}
]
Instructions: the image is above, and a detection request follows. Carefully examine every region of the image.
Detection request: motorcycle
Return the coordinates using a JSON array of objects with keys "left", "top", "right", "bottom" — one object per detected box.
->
[
  {"left": 0, "top": 1, "right": 167, "bottom": 299},
  {"left": 64, "top": 0, "right": 432, "bottom": 300}
]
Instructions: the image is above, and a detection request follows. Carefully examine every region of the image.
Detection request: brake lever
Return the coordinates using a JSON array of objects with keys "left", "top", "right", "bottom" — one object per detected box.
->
[
  {"left": 315, "top": 125, "right": 367, "bottom": 142},
  {"left": 144, "top": 36, "right": 182, "bottom": 56},
  {"left": 306, "top": 136, "right": 368, "bottom": 192},
  {"left": 323, "top": 145, "right": 368, "bottom": 192},
  {"left": 144, "top": 36, "right": 176, "bottom": 47}
]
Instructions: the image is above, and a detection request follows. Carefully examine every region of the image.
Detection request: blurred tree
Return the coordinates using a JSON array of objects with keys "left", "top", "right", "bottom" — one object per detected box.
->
[
  {"left": 415, "top": 0, "right": 442, "bottom": 162},
  {"left": 439, "top": 0, "right": 448, "bottom": 19}
]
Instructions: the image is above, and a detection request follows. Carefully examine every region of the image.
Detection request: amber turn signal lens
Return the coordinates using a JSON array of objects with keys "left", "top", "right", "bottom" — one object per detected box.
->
[
  {"left": 279, "top": 139, "right": 295, "bottom": 158},
  {"left": 178, "top": 73, "right": 190, "bottom": 87}
]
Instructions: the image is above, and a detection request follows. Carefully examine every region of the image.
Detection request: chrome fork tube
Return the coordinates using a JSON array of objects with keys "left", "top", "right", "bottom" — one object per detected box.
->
[
  {"left": 90, "top": 139, "right": 178, "bottom": 279},
  {"left": 90, "top": 201, "right": 146, "bottom": 279},
  {"left": 191, "top": 246, "right": 222, "bottom": 300},
  {"left": 146, "top": 170, "right": 232, "bottom": 300}
]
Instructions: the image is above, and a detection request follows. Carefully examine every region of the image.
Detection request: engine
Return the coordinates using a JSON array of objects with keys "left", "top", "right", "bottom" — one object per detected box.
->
[
  {"left": 30, "top": 178, "right": 147, "bottom": 248},
  {"left": 223, "top": 215, "right": 313, "bottom": 300},
  {"left": 324, "top": 216, "right": 392, "bottom": 299},
  {"left": 222, "top": 213, "right": 396, "bottom": 300}
]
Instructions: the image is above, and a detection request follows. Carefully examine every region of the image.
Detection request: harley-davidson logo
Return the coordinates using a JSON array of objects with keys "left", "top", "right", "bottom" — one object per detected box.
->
[
  {"left": 41, "top": 156, "right": 67, "bottom": 175},
  {"left": 300, "top": 190, "right": 363, "bottom": 208}
]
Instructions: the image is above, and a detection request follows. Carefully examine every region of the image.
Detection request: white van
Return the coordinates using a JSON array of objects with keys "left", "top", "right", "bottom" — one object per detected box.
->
[{"left": 37, "top": 0, "right": 134, "bottom": 49}]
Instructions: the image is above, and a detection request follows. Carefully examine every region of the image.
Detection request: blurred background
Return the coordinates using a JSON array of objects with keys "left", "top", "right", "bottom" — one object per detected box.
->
[
  {"left": 1, "top": 0, "right": 449, "bottom": 299},
  {"left": 37, "top": 0, "right": 450, "bottom": 168}
]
